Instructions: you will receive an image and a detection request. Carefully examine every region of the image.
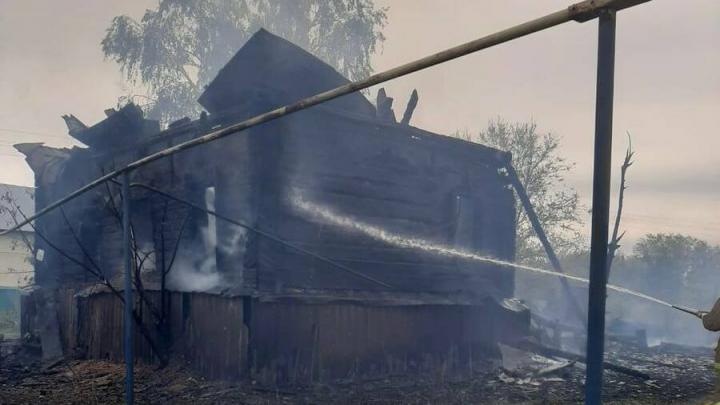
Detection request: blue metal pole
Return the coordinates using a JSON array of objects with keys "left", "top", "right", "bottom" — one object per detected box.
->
[
  {"left": 122, "top": 171, "right": 134, "bottom": 405},
  {"left": 585, "top": 8, "right": 616, "bottom": 405}
]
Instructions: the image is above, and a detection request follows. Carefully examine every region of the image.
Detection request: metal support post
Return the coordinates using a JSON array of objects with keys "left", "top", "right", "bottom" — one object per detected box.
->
[
  {"left": 585, "top": 8, "right": 616, "bottom": 405},
  {"left": 122, "top": 171, "right": 134, "bottom": 405}
]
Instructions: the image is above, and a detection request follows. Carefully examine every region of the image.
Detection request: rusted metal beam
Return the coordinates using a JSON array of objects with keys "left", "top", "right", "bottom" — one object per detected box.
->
[{"left": 1, "top": 0, "right": 653, "bottom": 237}]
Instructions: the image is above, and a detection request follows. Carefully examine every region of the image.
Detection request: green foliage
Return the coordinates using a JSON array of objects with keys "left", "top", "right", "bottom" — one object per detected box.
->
[
  {"left": 102, "top": 0, "right": 387, "bottom": 124},
  {"left": 631, "top": 233, "right": 720, "bottom": 303},
  {"left": 457, "top": 118, "right": 582, "bottom": 263},
  {"left": 634, "top": 233, "right": 717, "bottom": 278}
]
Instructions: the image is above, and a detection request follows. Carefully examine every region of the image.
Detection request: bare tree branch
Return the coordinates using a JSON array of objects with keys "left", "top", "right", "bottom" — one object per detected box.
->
[
  {"left": 98, "top": 174, "right": 164, "bottom": 324},
  {"left": 99, "top": 167, "right": 122, "bottom": 225},
  {"left": 607, "top": 132, "right": 634, "bottom": 276},
  {"left": 0, "top": 191, "right": 35, "bottom": 260},
  {"left": 18, "top": 207, "right": 103, "bottom": 281},
  {"left": 26, "top": 202, "right": 168, "bottom": 365}
]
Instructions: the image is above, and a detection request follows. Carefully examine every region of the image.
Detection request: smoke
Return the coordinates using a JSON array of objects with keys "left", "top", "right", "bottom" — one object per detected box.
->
[
  {"left": 168, "top": 255, "right": 221, "bottom": 292},
  {"left": 606, "top": 271, "right": 719, "bottom": 348},
  {"left": 167, "top": 187, "right": 222, "bottom": 292},
  {"left": 614, "top": 301, "right": 715, "bottom": 348},
  {"left": 217, "top": 223, "right": 247, "bottom": 257},
  {"left": 518, "top": 252, "right": 720, "bottom": 349}
]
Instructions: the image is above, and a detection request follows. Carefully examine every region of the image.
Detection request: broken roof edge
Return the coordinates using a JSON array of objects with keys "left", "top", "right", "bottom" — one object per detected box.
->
[
  {"left": 257, "top": 102, "right": 514, "bottom": 166},
  {"left": 114, "top": 102, "right": 512, "bottom": 168},
  {"left": 14, "top": 142, "right": 88, "bottom": 173},
  {"left": 60, "top": 103, "right": 160, "bottom": 150},
  {"left": 14, "top": 142, "right": 74, "bottom": 157}
]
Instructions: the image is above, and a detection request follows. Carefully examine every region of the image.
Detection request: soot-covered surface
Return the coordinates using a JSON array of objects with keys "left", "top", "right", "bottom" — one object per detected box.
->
[{"left": 1, "top": 338, "right": 717, "bottom": 404}]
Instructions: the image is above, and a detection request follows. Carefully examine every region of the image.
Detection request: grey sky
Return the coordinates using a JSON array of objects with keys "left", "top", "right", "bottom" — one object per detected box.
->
[{"left": 0, "top": 0, "right": 718, "bottom": 247}]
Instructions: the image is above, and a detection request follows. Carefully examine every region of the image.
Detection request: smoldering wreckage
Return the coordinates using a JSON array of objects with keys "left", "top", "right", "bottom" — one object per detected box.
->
[{"left": 1, "top": 30, "right": 717, "bottom": 404}]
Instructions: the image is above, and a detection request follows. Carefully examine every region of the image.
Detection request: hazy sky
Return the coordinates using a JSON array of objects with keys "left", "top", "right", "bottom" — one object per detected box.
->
[{"left": 0, "top": 0, "right": 718, "bottom": 248}]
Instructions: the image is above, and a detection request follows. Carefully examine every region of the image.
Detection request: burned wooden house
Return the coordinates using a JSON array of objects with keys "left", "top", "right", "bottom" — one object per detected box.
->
[{"left": 19, "top": 29, "right": 528, "bottom": 382}]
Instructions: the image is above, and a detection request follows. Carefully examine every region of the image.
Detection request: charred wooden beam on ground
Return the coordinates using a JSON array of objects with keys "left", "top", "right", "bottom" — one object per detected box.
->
[{"left": 515, "top": 339, "right": 650, "bottom": 380}]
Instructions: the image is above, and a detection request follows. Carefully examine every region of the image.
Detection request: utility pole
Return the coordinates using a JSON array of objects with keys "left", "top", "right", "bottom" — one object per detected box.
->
[
  {"left": 585, "top": 8, "right": 616, "bottom": 405},
  {"left": 122, "top": 171, "right": 134, "bottom": 405}
]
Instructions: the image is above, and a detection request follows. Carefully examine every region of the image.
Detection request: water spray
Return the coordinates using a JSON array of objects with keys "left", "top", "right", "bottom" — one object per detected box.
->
[{"left": 289, "top": 190, "right": 705, "bottom": 317}]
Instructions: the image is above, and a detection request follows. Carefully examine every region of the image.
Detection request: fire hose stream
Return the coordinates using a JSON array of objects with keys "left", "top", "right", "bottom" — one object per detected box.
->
[
  {"left": 131, "top": 181, "right": 706, "bottom": 320},
  {"left": 116, "top": 181, "right": 705, "bottom": 321},
  {"left": 287, "top": 189, "right": 707, "bottom": 320}
]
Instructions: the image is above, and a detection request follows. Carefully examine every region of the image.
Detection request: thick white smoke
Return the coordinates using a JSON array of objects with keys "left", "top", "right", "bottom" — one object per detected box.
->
[{"left": 167, "top": 187, "right": 221, "bottom": 292}]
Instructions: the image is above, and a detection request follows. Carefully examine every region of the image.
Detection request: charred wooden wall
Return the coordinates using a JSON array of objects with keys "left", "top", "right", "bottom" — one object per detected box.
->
[
  {"left": 180, "top": 292, "right": 247, "bottom": 379},
  {"left": 33, "top": 288, "right": 528, "bottom": 384},
  {"left": 249, "top": 107, "right": 515, "bottom": 296},
  {"left": 28, "top": 117, "right": 248, "bottom": 288},
  {"left": 45, "top": 289, "right": 248, "bottom": 380},
  {"left": 31, "top": 105, "right": 514, "bottom": 299},
  {"left": 250, "top": 296, "right": 528, "bottom": 384}
]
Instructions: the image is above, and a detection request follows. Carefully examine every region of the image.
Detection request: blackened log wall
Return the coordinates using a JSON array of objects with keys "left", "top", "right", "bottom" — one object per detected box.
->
[
  {"left": 249, "top": 107, "right": 515, "bottom": 297},
  {"left": 34, "top": 105, "right": 515, "bottom": 299}
]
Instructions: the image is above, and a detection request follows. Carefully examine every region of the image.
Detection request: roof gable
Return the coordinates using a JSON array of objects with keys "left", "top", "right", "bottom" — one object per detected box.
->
[{"left": 198, "top": 29, "right": 376, "bottom": 118}]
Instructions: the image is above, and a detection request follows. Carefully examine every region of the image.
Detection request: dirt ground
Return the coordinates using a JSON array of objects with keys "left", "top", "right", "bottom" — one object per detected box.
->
[{"left": 1, "top": 340, "right": 719, "bottom": 404}]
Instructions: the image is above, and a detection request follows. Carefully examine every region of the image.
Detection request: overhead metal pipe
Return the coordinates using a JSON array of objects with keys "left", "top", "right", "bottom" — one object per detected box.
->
[
  {"left": 1, "top": 0, "right": 651, "bottom": 237},
  {"left": 585, "top": 8, "right": 617, "bottom": 405}
]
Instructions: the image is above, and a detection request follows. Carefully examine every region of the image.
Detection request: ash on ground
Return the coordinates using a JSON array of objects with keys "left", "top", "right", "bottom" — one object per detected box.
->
[{"left": 1, "top": 338, "right": 718, "bottom": 404}]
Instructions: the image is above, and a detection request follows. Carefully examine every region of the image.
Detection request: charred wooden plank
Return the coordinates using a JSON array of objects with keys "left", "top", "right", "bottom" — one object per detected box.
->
[{"left": 516, "top": 340, "right": 651, "bottom": 380}]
